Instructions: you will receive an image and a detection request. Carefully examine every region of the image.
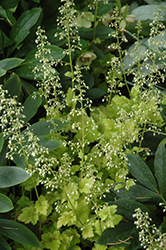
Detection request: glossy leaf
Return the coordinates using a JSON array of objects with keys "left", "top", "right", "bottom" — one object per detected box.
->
[
  {"left": 0, "top": 167, "right": 30, "bottom": 188},
  {"left": 12, "top": 154, "right": 27, "bottom": 169},
  {"left": 0, "top": 133, "right": 4, "bottom": 153},
  {"left": 0, "top": 31, "right": 14, "bottom": 50},
  {"left": 86, "top": 88, "right": 106, "bottom": 99},
  {"left": 0, "top": 69, "right": 6, "bottom": 77},
  {"left": 154, "top": 142, "right": 166, "bottom": 199},
  {"left": 1, "top": 0, "right": 20, "bottom": 9},
  {"left": 38, "top": 136, "right": 62, "bottom": 151},
  {"left": 109, "top": 199, "right": 151, "bottom": 221},
  {"left": 0, "top": 219, "right": 42, "bottom": 248},
  {"left": 96, "top": 220, "right": 134, "bottom": 246},
  {"left": 131, "top": 4, "right": 166, "bottom": 21},
  {"left": 97, "top": 2, "right": 114, "bottom": 16},
  {"left": 0, "top": 58, "right": 24, "bottom": 71},
  {"left": 26, "top": 119, "right": 68, "bottom": 136},
  {"left": 3, "top": 73, "right": 20, "bottom": 100},
  {"left": 14, "top": 45, "right": 65, "bottom": 80},
  {"left": 0, "top": 194, "right": 13, "bottom": 213},
  {"left": 126, "top": 154, "right": 158, "bottom": 192},
  {"left": 10, "top": 8, "right": 42, "bottom": 46},
  {"left": 0, "top": 235, "right": 11, "bottom": 250},
  {"left": 22, "top": 93, "right": 42, "bottom": 123}
]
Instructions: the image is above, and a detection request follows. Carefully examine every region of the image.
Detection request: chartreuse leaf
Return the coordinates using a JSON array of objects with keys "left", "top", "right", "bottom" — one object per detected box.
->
[
  {"left": 3, "top": 73, "right": 20, "bottom": 100},
  {"left": 96, "top": 220, "right": 134, "bottom": 247},
  {"left": 0, "top": 167, "right": 30, "bottom": 188},
  {"left": 22, "top": 93, "right": 42, "bottom": 123},
  {"left": 0, "top": 58, "right": 24, "bottom": 71},
  {"left": 42, "top": 231, "right": 62, "bottom": 250},
  {"left": 35, "top": 195, "right": 49, "bottom": 216},
  {"left": 57, "top": 210, "right": 76, "bottom": 229},
  {"left": 0, "top": 194, "right": 13, "bottom": 213},
  {"left": 126, "top": 154, "right": 158, "bottom": 192},
  {"left": 75, "top": 200, "right": 90, "bottom": 226},
  {"left": 154, "top": 142, "right": 166, "bottom": 199},
  {"left": 0, "top": 133, "right": 4, "bottom": 153},
  {"left": 18, "top": 206, "right": 39, "bottom": 225},
  {"left": 0, "top": 235, "right": 11, "bottom": 250},
  {"left": 0, "top": 219, "right": 42, "bottom": 248}
]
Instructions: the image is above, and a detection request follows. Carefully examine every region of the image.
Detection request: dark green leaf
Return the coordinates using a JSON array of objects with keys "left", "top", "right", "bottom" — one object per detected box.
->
[
  {"left": 0, "top": 69, "right": 6, "bottom": 77},
  {"left": 154, "top": 142, "right": 166, "bottom": 199},
  {"left": 110, "top": 199, "right": 151, "bottom": 221},
  {"left": 0, "top": 58, "right": 24, "bottom": 71},
  {"left": 38, "top": 136, "right": 62, "bottom": 151},
  {"left": 96, "top": 220, "right": 134, "bottom": 246},
  {"left": 0, "top": 30, "right": 14, "bottom": 50},
  {"left": 90, "top": 44, "right": 107, "bottom": 61},
  {"left": 21, "top": 79, "right": 37, "bottom": 95},
  {"left": 1, "top": 0, "right": 20, "bottom": 9},
  {"left": 12, "top": 154, "right": 27, "bottom": 169},
  {"left": 0, "top": 133, "right": 4, "bottom": 153},
  {"left": 96, "top": 2, "right": 114, "bottom": 16},
  {"left": 0, "top": 167, "right": 30, "bottom": 188},
  {"left": 26, "top": 119, "right": 68, "bottom": 136},
  {"left": 22, "top": 93, "right": 42, "bottom": 123},
  {"left": 3, "top": 73, "right": 20, "bottom": 100},
  {"left": 86, "top": 88, "right": 106, "bottom": 99},
  {"left": 0, "top": 194, "right": 13, "bottom": 213},
  {"left": 0, "top": 219, "right": 42, "bottom": 248},
  {"left": 10, "top": 8, "right": 42, "bottom": 46},
  {"left": 79, "top": 26, "right": 114, "bottom": 40},
  {"left": 0, "top": 6, "right": 8, "bottom": 19},
  {"left": 126, "top": 154, "right": 158, "bottom": 192},
  {"left": 0, "top": 235, "right": 11, "bottom": 250},
  {"left": 14, "top": 45, "right": 65, "bottom": 80}
]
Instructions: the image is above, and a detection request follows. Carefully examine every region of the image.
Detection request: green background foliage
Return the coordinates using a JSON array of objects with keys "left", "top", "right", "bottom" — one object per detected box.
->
[{"left": 1, "top": 0, "right": 166, "bottom": 249}]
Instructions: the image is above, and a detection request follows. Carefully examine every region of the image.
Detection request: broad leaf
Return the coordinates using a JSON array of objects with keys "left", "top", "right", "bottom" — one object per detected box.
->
[
  {"left": 14, "top": 45, "right": 65, "bottom": 80},
  {"left": 131, "top": 4, "right": 166, "bottom": 21},
  {"left": 0, "top": 235, "right": 11, "bottom": 250},
  {"left": 12, "top": 153, "right": 27, "bottom": 169},
  {"left": 0, "top": 133, "right": 4, "bottom": 153},
  {"left": 1, "top": 0, "right": 20, "bottom": 9},
  {"left": 0, "top": 69, "right": 6, "bottom": 77},
  {"left": 109, "top": 199, "right": 151, "bottom": 221},
  {"left": 38, "top": 136, "right": 62, "bottom": 151},
  {"left": 154, "top": 142, "right": 166, "bottom": 199},
  {"left": 126, "top": 154, "right": 158, "bottom": 192},
  {"left": 22, "top": 93, "right": 42, "bottom": 123},
  {"left": 0, "top": 58, "right": 24, "bottom": 71},
  {"left": 26, "top": 119, "right": 68, "bottom": 136},
  {"left": 0, "top": 167, "right": 30, "bottom": 188},
  {"left": 3, "top": 73, "right": 20, "bottom": 100},
  {"left": 96, "top": 220, "right": 134, "bottom": 246},
  {"left": 86, "top": 88, "right": 106, "bottom": 99},
  {"left": 10, "top": 8, "right": 42, "bottom": 47},
  {"left": 0, "top": 219, "right": 41, "bottom": 248},
  {"left": 0, "top": 194, "right": 13, "bottom": 213}
]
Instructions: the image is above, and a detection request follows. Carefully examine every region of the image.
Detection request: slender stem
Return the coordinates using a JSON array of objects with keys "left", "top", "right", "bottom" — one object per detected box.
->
[
  {"left": 116, "top": 28, "right": 130, "bottom": 95},
  {"left": 93, "top": 0, "right": 98, "bottom": 40},
  {"left": 139, "top": 123, "right": 146, "bottom": 150},
  {"left": 67, "top": 17, "right": 74, "bottom": 89}
]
